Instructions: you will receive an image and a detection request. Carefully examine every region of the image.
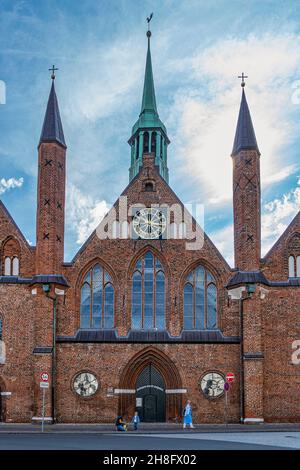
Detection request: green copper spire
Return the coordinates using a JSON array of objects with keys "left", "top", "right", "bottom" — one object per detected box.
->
[
  {"left": 140, "top": 30, "right": 157, "bottom": 115},
  {"left": 128, "top": 15, "right": 170, "bottom": 183}
]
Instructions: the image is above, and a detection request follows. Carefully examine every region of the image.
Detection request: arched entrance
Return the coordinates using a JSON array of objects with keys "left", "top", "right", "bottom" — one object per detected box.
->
[
  {"left": 119, "top": 347, "right": 182, "bottom": 422},
  {"left": 136, "top": 364, "right": 165, "bottom": 422}
]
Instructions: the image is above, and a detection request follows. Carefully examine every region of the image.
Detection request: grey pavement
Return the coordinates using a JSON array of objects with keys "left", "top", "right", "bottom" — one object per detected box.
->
[
  {"left": 1, "top": 422, "right": 300, "bottom": 433},
  {"left": 0, "top": 432, "right": 295, "bottom": 450}
]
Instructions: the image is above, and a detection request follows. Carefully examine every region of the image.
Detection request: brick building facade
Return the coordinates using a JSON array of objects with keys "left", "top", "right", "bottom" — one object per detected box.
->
[{"left": 0, "top": 28, "right": 300, "bottom": 424}]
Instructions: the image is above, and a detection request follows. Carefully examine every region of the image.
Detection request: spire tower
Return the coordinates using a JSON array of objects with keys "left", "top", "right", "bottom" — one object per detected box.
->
[
  {"left": 36, "top": 68, "right": 67, "bottom": 274},
  {"left": 232, "top": 76, "right": 261, "bottom": 271},
  {"left": 128, "top": 16, "right": 170, "bottom": 183}
]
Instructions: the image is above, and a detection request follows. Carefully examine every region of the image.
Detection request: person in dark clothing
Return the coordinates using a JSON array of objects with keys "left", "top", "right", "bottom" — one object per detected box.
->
[{"left": 115, "top": 415, "right": 127, "bottom": 431}]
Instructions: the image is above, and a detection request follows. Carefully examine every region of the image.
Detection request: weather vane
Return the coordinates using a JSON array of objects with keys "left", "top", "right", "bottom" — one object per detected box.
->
[
  {"left": 146, "top": 12, "right": 153, "bottom": 38},
  {"left": 49, "top": 65, "right": 58, "bottom": 80},
  {"left": 238, "top": 72, "right": 248, "bottom": 88}
]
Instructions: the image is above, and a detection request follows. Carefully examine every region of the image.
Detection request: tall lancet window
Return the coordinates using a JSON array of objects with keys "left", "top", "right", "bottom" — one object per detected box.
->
[
  {"left": 80, "top": 264, "right": 114, "bottom": 329},
  {"left": 132, "top": 251, "right": 166, "bottom": 330},
  {"left": 183, "top": 265, "right": 217, "bottom": 330}
]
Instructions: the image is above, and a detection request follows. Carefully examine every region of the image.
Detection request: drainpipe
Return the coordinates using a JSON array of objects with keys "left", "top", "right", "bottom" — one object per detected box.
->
[
  {"left": 239, "top": 298, "right": 245, "bottom": 423},
  {"left": 43, "top": 284, "right": 57, "bottom": 424}
]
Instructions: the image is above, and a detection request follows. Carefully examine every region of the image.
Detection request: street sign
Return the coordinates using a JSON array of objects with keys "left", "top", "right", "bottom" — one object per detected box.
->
[
  {"left": 41, "top": 372, "right": 49, "bottom": 382},
  {"left": 224, "top": 382, "right": 230, "bottom": 392},
  {"left": 226, "top": 372, "right": 235, "bottom": 383},
  {"left": 40, "top": 382, "right": 49, "bottom": 389}
]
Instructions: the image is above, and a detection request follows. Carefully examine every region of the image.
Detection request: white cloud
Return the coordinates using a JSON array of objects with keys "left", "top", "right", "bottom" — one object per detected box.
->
[
  {"left": 210, "top": 179, "right": 300, "bottom": 265},
  {"left": 209, "top": 224, "right": 234, "bottom": 267},
  {"left": 261, "top": 180, "right": 300, "bottom": 256},
  {"left": 171, "top": 33, "right": 300, "bottom": 203},
  {"left": 0, "top": 177, "right": 23, "bottom": 195},
  {"left": 67, "top": 183, "right": 110, "bottom": 245}
]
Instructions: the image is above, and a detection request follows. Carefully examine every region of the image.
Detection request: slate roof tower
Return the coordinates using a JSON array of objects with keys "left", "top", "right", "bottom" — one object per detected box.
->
[
  {"left": 36, "top": 71, "right": 67, "bottom": 274},
  {"left": 232, "top": 78, "right": 261, "bottom": 271}
]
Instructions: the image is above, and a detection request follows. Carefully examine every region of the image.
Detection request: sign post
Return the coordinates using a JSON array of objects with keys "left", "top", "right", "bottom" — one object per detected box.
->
[
  {"left": 224, "top": 373, "right": 235, "bottom": 428},
  {"left": 40, "top": 372, "right": 49, "bottom": 433}
]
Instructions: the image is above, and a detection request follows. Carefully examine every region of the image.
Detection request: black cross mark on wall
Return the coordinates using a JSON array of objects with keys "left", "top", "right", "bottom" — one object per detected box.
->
[
  {"left": 44, "top": 199, "right": 50, "bottom": 206},
  {"left": 247, "top": 234, "right": 254, "bottom": 242},
  {"left": 58, "top": 162, "right": 63, "bottom": 170},
  {"left": 56, "top": 235, "right": 61, "bottom": 242},
  {"left": 57, "top": 202, "right": 62, "bottom": 210},
  {"left": 245, "top": 158, "right": 252, "bottom": 166},
  {"left": 244, "top": 174, "right": 256, "bottom": 189},
  {"left": 45, "top": 159, "right": 52, "bottom": 167},
  {"left": 43, "top": 233, "right": 49, "bottom": 240},
  {"left": 234, "top": 180, "right": 242, "bottom": 193}
]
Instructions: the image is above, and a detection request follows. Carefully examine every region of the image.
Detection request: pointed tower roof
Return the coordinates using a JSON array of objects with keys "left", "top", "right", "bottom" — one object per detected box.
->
[
  {"left": 131, "top": 28, "right": 167, "bottom": 137},
  {"left": 231, "top": 87, "right": 259, "bottom": 156},
  {"left": 39, "top": 78, "right": 66, "bottom": 148},
  {"left": 140, "top": 31, "right": 157, "bottom": 115}
]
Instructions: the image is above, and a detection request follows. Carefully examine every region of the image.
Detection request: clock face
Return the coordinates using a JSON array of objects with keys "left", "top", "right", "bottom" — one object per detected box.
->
[
  {"left": 133, "top": 208, "right": 167, "bottom": 239},
  {"left": 73, "top": 372, "right": 98, "bottom": 397},
  {"left": 200, "top": 372, "right": 225, "bottom": 398}
]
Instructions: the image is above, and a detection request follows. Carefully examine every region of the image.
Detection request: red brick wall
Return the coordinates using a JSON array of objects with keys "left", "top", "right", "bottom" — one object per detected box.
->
[
  {"left": 36, "top": 142, "right": 66, "bottom": 274},
  {"left": 232, "top": 149, "right": 261, "bottom": 270}
]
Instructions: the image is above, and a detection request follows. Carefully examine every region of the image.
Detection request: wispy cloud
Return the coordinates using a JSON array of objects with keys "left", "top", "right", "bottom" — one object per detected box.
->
[
  {"left": 261, "top": 179, "right": 300, "bottom": 256},
  {"left": 210, "top": 178, "right": 300, "bottom": 266},
  {"left": 67, "top": 183, "right": 110, "bottom": 245},
  {"left": 170, "top": 33, "right": 300, "bottom": 204},
  {"left": 0, "top": 177, "right": 23, "bottom": 195}
]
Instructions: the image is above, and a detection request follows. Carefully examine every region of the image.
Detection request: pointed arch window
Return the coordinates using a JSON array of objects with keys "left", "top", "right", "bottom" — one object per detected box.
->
[
  {"left": 80, "top": 264, "right": 114, "bottom": 329},
  {"left": 183, "top": 265, "right": 217, "bottom": 330},
  {"left": 4, "top": 257, "right": 11, "bottom": 276},
  {"left": 289, "top": 255, "right": 296, "bottom": 278},
  {"left": 132, "top": 251, "right": 165, "bottom": 330}
]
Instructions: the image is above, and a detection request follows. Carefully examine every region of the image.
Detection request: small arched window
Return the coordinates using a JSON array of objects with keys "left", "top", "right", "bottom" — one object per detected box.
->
[
  {"left": 80, "top": 264, "right": 114, "bottom": 329},
  {"left": 12, "top": 257, "right": 19, "bottom": 276},
  {"left": 183, "top": 265, "right": 217, "bottom": 330},
  {"left": 143, "top": 132, "right": 149, "bottom": 153},
  {"left": 132, "top": 251, "right": 165, "bottom": 330},
  {"left": 145, "top": 181, "right": 154, "bottom": 192},
  {"left": 288, "top": 255, "right": 296, "bottom": 278},
  {"left": 151, "top": 132, "right": 156, "bottom": 153},
  {"left": 4, "top": 257, "right": 11, "bottom": 276},
  {"left": 297, "top": 256, "right": 300, "bottom": 277}
]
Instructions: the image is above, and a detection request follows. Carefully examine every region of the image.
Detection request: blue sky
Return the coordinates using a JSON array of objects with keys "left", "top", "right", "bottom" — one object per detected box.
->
[{"left": 1, "top": 0, "right": 300, "bottom": 264}]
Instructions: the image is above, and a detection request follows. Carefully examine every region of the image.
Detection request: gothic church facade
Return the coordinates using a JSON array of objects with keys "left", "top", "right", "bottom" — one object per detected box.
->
[{"left": 0, "top": 27, "right": 300, "bottom": 424}]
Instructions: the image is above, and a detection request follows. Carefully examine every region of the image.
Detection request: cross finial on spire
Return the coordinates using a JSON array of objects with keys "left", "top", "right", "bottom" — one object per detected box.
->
[
  {"left": 49, "top": 65, "right": 58, "bottom": 80},
  {"left": 238, "top": 72, "right": 248, "bottom": 88},
  {"left": 146, "top": 12, "right": 153, "bottom": 38}
]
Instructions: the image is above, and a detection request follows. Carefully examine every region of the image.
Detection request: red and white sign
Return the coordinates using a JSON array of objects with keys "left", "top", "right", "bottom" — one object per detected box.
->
[
  {"left": 226, "top": 372, "right": 235, "bottom": 383},
  {"left": 41, "top": 372, "right": 49, "bottom": 382}
]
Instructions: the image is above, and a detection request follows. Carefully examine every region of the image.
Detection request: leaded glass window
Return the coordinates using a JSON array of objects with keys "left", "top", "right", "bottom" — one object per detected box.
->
[
  {"left": 183, "top": 266, "right": 217, "bottom": 329},
  {"left": 132, "top": 251, "right": 166, "bottom": 330},
  {"left": 80, "top": 264, "right": 114, "bottom": 329}
]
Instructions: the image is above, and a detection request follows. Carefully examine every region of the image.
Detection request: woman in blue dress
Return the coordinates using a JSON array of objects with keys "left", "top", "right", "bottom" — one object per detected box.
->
[{"left": 183, "top": 400, "right": 195, "bottom": 429}]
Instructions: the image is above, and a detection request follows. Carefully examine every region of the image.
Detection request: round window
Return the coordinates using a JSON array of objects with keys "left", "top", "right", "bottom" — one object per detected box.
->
[
  {"left": 200, "top": 372, "right": 225, "bottom": 398},
  {"left": 73, "top": 372, "right": 98, "bottom": 397}
]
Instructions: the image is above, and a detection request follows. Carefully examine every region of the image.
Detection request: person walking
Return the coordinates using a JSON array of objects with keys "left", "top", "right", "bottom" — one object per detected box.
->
[
  {"left": 132, "top": 411, "right": 141, "bottom": 431},
  {"left": 182, "top": 400, "right": 195, "bottom": 429}
]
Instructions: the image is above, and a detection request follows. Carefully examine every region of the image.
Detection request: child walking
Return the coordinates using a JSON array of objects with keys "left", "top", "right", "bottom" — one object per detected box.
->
[{"left": 132, "top": 411, "right": 141, "bottom": 431}]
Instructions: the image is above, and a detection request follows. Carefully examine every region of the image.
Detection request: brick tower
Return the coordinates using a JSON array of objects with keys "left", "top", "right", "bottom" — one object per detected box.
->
[
  {"left": 36, "top": 73, "right": 67, "bottom": 274},
  {"left": 231, "top": 80, "right": 261, "bottom": 271}
]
